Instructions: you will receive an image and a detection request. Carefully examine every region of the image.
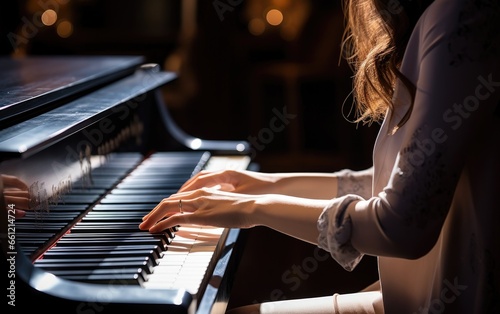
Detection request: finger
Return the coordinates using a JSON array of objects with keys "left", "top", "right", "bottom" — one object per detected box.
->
[
  {"left": 4, "top": 190, "right": 30, "bottom": 198},
  {"left": 178, "top": 170, "right": 214, "bottom": 191},
  {"left": 2, "top": 175, "right": 28, "bottom": 190},
  {"left": 4, "top": 195, "right": 30, "bottom": 210},
  {"left": 148, "top": 213, "right": 191, "bottom": 233},
  {"left": 211, "top": 183, "right": 236, "bottom": 192},
  {"left": 141, "top": 192, "right": 190, "bottom": 221},
  {"left": 14, "top": 209, "right": 26, "bottom": 218},
  {"left": 140, "top": 197, "right": 189, "bottom": 229},
  {"left": 179, "top": 170, "right": 226, "bottom": 192},
  {"left": 178, "top": 177, "right": 207, "bottom": 192},
  {"left": 139, "top": 203, "right": 174, "bottom": 229},
  {"left": 178, "top": 171, "right": 205, "bottom": 190}
]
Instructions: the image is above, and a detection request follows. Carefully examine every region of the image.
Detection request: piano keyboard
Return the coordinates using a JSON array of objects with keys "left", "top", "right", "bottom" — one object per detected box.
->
[{"left": 17, "top": 151, "right": 250, "bottom": 302}]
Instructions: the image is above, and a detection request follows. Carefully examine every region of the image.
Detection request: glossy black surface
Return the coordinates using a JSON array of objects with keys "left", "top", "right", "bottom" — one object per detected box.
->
[
  {"left": 0, "top": 56, "right": 250, "bottom": 313},
  {"left": 0, "top": 55, "right": 144, "bottom": 123},
  {"left": 0, "top": 66, "right": 176, "bottom": 158}
]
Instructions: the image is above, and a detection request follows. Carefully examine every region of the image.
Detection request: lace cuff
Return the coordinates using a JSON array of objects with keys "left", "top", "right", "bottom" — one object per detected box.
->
[
  {"left": 335, "top": 168, "right": 373, "bottom": 199},
  {"left": 317, "top": 194, "right": 364, "bottom": 271}
]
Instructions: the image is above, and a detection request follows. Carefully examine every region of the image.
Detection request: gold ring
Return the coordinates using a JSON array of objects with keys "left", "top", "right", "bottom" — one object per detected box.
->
[{"left": 179, "top": 199, "right": 183, "bottom": 213}]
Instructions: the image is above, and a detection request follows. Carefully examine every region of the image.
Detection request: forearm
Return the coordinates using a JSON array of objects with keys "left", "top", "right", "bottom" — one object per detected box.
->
[
  {"left": 268, "top": 172, "right": 339, "bottom": 199},
  {"left": 253, "top": 194, "right": 330, "bottom": 245},
  {"left": 269, "top": 166, "right": 373, "bottom": 200}
]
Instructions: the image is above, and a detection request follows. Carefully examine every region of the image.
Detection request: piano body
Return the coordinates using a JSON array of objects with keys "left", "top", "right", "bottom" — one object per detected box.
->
[{"left": 0, "top": 55, "right": 254, "bottom": 313}]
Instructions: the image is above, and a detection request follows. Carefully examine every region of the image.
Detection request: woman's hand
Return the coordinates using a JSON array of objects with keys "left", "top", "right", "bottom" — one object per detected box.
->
[
  {"left": 140, "top": 187, "right": 260, "bottom": 233},
  {"left": 179, "top": 169, "right": 339, "bottom": 199},
  {"left": 178, "top": 169, "right": 280, "bottom": 195},
  {"left": 140, "top": 185, "right": 330, "bottom": 245},
  {"left": 2, "top": 174, "right": 30, "bottom": 218}
]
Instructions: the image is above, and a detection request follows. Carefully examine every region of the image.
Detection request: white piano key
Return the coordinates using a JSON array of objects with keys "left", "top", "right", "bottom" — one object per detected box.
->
[
  {"left": 142, "top": 224, "right": 226, "bottom": 293},
  {"left": 142, "top": 156, "right": 249, "bottom": 297}
]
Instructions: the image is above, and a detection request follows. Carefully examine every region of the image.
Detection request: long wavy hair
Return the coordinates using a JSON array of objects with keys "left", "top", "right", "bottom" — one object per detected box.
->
[{"left": 342, "top": 0, "right": 430, "bottom": 132}]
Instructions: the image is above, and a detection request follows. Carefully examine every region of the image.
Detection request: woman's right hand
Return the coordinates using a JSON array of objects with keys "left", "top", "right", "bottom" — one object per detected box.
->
[
  {"left": 178, "top": 169, "right": 279, "bottom": 195},
  {"left": 180, "top": 169, "right": 339, "bottom": 199}
]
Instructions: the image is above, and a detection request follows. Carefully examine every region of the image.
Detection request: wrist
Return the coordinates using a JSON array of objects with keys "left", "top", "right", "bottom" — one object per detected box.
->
[{"left": 252, "top": 194, "right": 330, "bottom": 244}]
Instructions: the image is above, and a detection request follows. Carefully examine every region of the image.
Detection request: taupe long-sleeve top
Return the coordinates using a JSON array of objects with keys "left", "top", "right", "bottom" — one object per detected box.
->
[{"left": 317, "top": 0, "right": 500, "bottom": 312}]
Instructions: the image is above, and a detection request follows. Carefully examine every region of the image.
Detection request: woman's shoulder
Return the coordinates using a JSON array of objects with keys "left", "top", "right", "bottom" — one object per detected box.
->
[{"left": 418, "top": 0, "right": 500, "bottom": 66}]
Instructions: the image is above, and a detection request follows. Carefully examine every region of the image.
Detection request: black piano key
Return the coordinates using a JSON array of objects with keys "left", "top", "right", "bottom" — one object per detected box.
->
[
  {"left": 92, "top": 204, "right": 153, "bottom": 211},
  {"left": 120, "top": 175, "right": 189, "bottom": 182},
  {"left": 49, "top": 267, "right": 148, "bottom": 284},
  {"left": 17, "top": 237, "right": 52, "bottom": 243},
  {"left": 16, "top": 225, "right": 71, "bottom": 232},
  {"left": 43, "top": 246, "right": 163, "bottom": 261},
  {"left": 73, "top": 178, "right": 121, "bottom": 190},
  {"left": 47, "top": 268, "right": 145, "bottom": 279},
  {"left": 17, "top": 232, "right": 63, "bottom": 238},
  {"left": 36, "top": 256, "right": 153, "bottom": 264},
  {"left": 90, "top": 167, "right": 136, "bottom": 177},
  {"left": 127, "top": 170, "right": 195, "bottom": 178},
  {"left": 62, "top": 230, "right": 174, "bottom": 242},
  {"left": 41, "top": 248, "right": 161, "bottom": 261},
  {"left": 47, "top": 204, "right": 91, "bottom": 210},
  {"left": 62, "top": 231, "right": 159, "bottom": 237},
  {"left": 19, "top": 215, "right": 81, "bottom": 222},
  {"left": 83, "top": 212, "right": 146, "bottom": 217},
  {"left": 58, "top": 273, "right": 146, "bottom": 285},
  {"left": 109, "top": 188, "right": 177, "bottom": 195},
  {"left": 80, "top": 214, "right": 148, "bottom": 221},
  {"left": 58, "top": 194, "right": 100, "bottom": 204},
  {"left": 70, "top": 223, "right": 151, "bottom": 233},
  {"left": 34, "top": 260, "right": 154, "bottom": 275},
  {"left": 99, "top": 194, "right": 167, "bottom": 204},
  {"left": 72, "top": 212, "right": 175, "bottom": 238},
  {"left": 18, "top": 247, "right": 39, "bottom": 256},
  {"left": 65, "top": 188, "right": 107, "bottom": 195},
  {"left": 56, "top": 238, "right": 169, "bottom": 250}
]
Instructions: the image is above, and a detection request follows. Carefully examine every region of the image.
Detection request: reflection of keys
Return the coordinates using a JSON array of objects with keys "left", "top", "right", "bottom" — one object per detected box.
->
[{"left": 142, "top": 226, "right": 225, "bottom": 296}]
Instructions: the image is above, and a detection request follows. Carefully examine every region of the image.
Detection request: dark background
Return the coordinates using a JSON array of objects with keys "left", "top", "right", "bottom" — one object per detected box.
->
[{"left": 1, "top": 0, "right": 380, "bottom": 309}]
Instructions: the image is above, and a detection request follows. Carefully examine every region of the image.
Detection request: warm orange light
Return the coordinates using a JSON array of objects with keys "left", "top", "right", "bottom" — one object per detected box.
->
[
  {"left": 248, "top": 18, "right": 266, "bottom": 36},
  {"left": 266, "top": 9, "right": 283, "bottom": 26},
  {"left": 41, "top": 9, "right": 57, "bottom": 26},
  {"left": 57, "top": 20, "right": 73, "bottom": 38}
]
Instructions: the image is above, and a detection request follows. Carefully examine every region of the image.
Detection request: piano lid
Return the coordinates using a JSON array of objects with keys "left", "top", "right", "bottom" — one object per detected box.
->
[
  {"left": 0, "top": 55, "right": 145, "bottom": 124},
  {"left": 0, "top": 55, "right": 177, "bottom": 159}
]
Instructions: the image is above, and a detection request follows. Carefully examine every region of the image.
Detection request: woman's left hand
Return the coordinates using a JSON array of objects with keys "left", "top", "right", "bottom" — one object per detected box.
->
[{"left": 140, "top": 187, "right": 260, "bottom": 233}]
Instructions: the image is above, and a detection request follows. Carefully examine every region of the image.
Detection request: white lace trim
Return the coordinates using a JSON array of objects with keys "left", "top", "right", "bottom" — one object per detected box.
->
[
  {"left": 317, "top": 194, "right": 364, "bottom": 271},
  {"left": 335, "top": 168, "right": 373, "bottom": 199}
]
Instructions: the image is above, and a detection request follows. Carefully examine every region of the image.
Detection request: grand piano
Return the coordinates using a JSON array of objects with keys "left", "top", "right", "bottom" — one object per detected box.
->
[{"left": 0, "top": 55, "right": 254, "bottom": 313}]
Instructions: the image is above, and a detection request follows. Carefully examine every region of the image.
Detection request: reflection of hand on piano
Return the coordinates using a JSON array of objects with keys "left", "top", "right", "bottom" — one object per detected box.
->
[{"left": 2, "top": 174, "right": 30, "bottom": 218}]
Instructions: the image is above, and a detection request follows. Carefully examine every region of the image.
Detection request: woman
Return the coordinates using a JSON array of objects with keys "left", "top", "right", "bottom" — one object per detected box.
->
[{"left": 140, "top": 0, "right": 500, "bottom": 312}]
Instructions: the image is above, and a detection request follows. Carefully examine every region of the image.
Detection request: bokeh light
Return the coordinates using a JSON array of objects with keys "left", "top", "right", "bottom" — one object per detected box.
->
[
  {"left": 41, "top": 9, "right": 57, "bottom": 26},
  {"left": 266, "top": 9, "right": 284, "bottom": 26}
]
